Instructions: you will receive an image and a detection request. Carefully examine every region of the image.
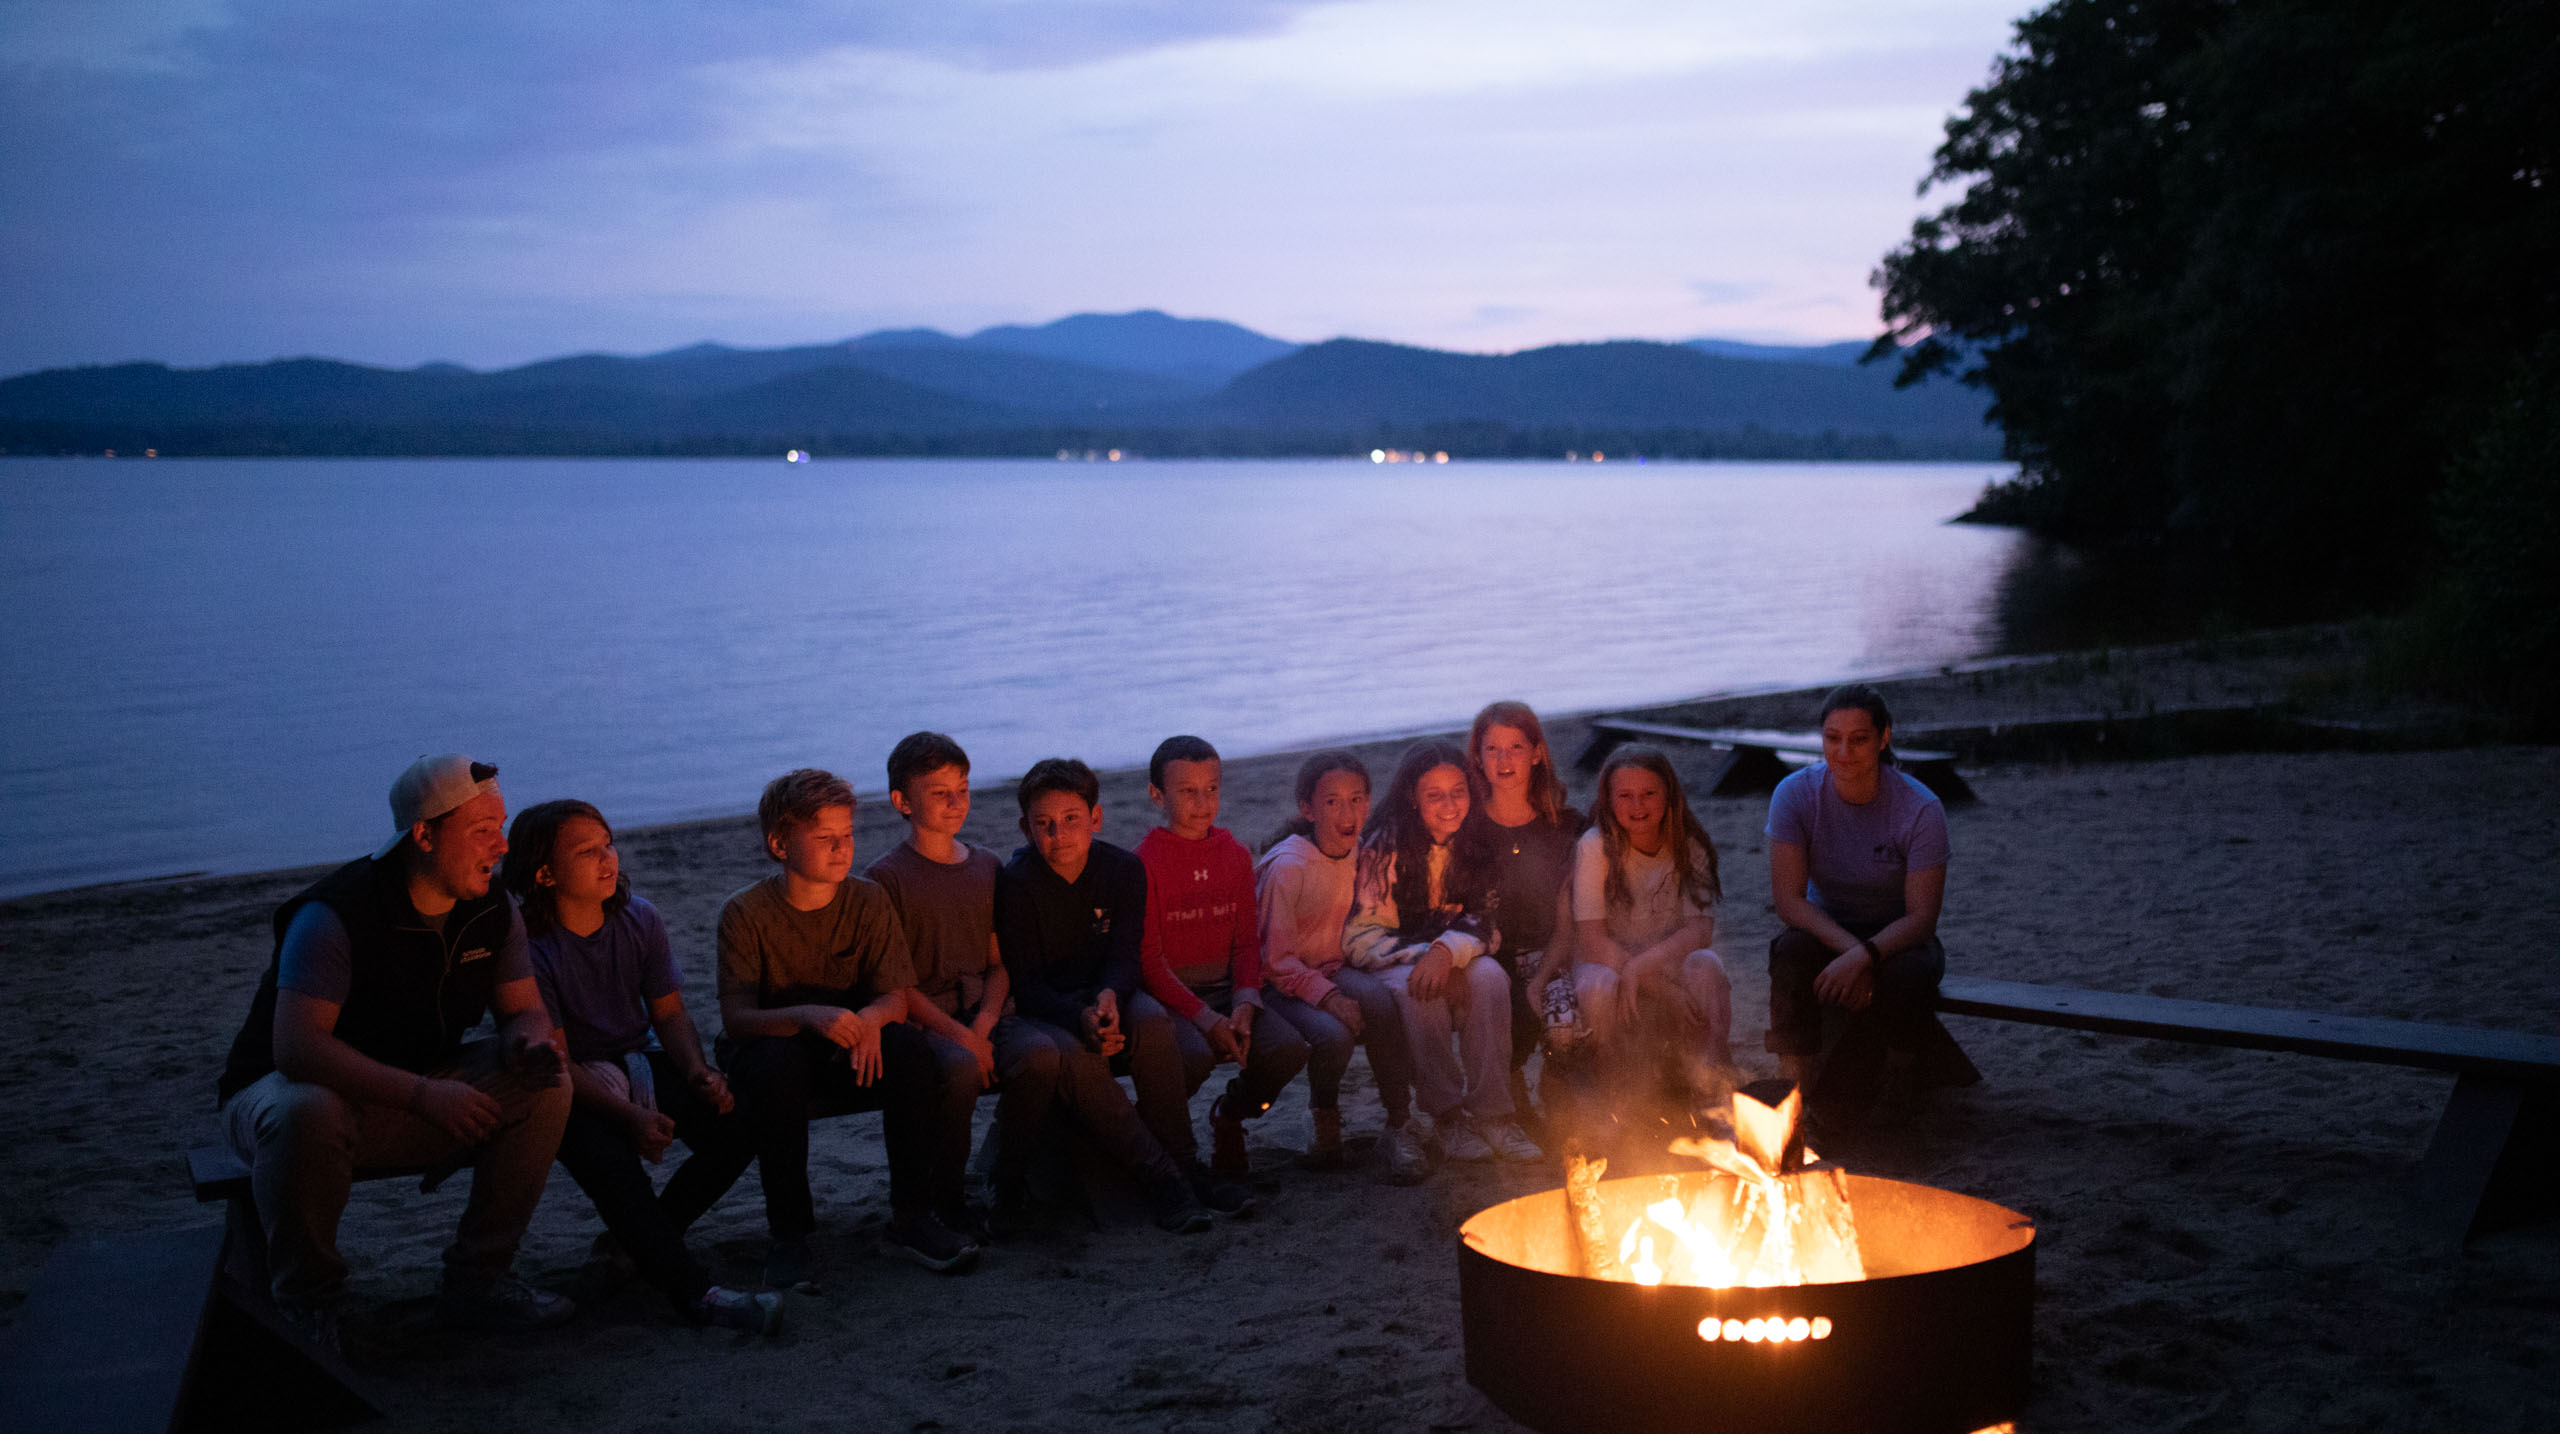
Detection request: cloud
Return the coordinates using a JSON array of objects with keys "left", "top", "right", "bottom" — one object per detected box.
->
[
  {"left": 0, "top": 0, "right": 2031, "bottom": 373},
  {"left": 1691, "top": 280, "right": 1777, "bottom": 306}
]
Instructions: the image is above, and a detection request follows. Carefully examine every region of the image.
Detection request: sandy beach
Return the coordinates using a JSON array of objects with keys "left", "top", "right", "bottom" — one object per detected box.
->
[{"left": 4, "top": 628, "right": 2555, "bottom": 1432}]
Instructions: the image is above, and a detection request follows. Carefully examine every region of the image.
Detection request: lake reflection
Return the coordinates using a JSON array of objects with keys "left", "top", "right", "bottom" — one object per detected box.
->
[{"left": 0, "top": 457, "right": 2020, "bottom": 896}]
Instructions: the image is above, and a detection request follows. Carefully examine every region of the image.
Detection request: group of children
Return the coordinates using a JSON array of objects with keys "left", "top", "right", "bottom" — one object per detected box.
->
[{"left": 504, "top": 701, "right": 1745, "bottom": 1331}]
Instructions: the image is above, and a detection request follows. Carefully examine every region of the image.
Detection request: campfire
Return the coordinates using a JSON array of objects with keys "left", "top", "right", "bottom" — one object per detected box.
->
[{"left": 1458, "top": 1083, "right": 2034, "bottom": 1434}]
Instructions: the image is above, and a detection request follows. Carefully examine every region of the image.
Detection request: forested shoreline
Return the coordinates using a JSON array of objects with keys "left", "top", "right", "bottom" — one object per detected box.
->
[{"left": 1869, "top": 0, "right": 2557, "bottom": 708}]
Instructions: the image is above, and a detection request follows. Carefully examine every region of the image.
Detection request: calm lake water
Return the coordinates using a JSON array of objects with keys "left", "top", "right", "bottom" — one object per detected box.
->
[{"left": 0, "top": 457, "right": 2022, "bottom": 898}]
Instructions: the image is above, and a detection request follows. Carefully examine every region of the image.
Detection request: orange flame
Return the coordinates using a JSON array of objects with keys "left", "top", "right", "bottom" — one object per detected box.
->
[{"left": 1574, "top": 1085, "right": 1865, "bottom": 1289}]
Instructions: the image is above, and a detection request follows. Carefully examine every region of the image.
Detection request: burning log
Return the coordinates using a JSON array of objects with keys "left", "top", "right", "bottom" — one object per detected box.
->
[
  {"left": 1562, "top": 1154, "right": 1624, "bottom": 1280},
  {"left": 1558, "top": 1081, "right": 1865, "bottom": 1288}
]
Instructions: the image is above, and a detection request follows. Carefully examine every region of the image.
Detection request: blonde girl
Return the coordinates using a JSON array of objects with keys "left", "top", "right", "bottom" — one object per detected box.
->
[{"left": 1533, "top": 745, "right": 1732, "bottom": 1102}]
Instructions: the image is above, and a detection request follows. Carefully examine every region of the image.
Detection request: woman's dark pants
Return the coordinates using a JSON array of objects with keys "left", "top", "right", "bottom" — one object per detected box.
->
[{"left": 1767, "top": 926, "right": 1946, "bottom": 1119}]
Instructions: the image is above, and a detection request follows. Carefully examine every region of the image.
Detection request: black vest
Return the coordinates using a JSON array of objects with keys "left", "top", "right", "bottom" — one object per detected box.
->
[{"left": 217, "top": 851, "right": 513, "bottom": 1103}]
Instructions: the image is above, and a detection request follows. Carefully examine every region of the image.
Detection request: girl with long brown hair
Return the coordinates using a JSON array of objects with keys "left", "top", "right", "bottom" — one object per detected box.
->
[
  {"left": 1462, "top": 700, "right": 1587, "bottom": 1121},
  {"left": 1343, "top": 740, "right": 1539, "bottom": 1166}
]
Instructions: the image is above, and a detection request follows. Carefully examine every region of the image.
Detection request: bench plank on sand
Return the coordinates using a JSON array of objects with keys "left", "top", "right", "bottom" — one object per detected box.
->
[
  {"left": 0, "top": 1224, "right": 224, "bottom": 1434},
  {"left": 1574, "top": 717, "right": 1977, "bottom": 804},
  {"left": 1936, "top": 975, "right": 2560, "bottom": 1247}
]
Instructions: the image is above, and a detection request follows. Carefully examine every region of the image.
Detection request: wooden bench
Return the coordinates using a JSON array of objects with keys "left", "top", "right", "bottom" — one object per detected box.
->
[
  {"left": 1575, "top": 718, "right": 1977, "bottom": 804},
  {"left": 1935, "top": 975, "right": 2560, "bottom": 1246},
  {"left": 181, "top": 1144, "right": 395, "bottom": 1429}
]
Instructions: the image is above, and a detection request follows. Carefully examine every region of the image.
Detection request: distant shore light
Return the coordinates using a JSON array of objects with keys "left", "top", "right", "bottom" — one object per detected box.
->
[
  {"left": 1371, "top": 449, "right": 1386, "bottom": 463},
  {"left": 1433, "top": 451, "right": 1449, "bottom": 463},
  {"left": 784, "top": 449, "right": 808, "bottom": 464}
]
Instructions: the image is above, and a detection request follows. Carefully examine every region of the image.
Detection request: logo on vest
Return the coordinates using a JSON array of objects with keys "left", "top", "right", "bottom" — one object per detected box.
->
[{"left": 457, "top": 946, "right": 494, "bottom": 963}]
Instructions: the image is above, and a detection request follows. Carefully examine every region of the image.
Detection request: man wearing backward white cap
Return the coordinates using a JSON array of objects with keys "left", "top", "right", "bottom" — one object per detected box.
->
[{"left": 218, "top": 753, "right": 575, "bottom": 1351}]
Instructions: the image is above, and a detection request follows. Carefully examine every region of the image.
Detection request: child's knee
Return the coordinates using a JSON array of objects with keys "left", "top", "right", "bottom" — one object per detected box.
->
[
  {"left": 1684, "top": 948, "right": 1731, "bottom": 993},
  {"left": 1255, "top": 1011, "right": 1308, "bottom": 1062},
  {"left": 1128, "top": 999, "right": 1175, "bottom": 1038},
  {"left": 1571, "top": 963, "right": 1619, "bottom": 1005},
  {"left": 1003, "top": 1036, "right": 1062, "bottom": 1092},
  {"left": 931, "top": 1035, "right": 981, "bottom": 1080}
]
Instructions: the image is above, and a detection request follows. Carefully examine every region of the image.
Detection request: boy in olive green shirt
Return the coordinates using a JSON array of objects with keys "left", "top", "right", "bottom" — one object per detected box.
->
[{"left": 718, "top": 768, "right": 979, "bottom": 1287}]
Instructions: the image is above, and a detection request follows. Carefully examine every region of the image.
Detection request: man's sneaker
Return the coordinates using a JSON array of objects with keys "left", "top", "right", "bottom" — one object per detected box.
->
[
  {"left": 1380, "top": 1121, "right": 1433, "bottom": 1185},
  {"left": 1442, "top": 1120, "right": 1496, "bottom": 1162},
  {"left": 1304, "top": 1108, "right": 1345, "bottom": 1171},
  {"left": 1481, "top": 1117, "right": 1543, "bottom": 1163},
  {"left": 1187, "top": 1162, "right": 1261, "bottom": 1218},
  {"left": 764, "top": 1237, "right": 819, "bottom": 1293},
  {"left": 1210, "top": 1098, "right": 1250, "bottom": 1178},
  {"left": 1151, "top": 1172, "right": 1214, "bottom": 1234},
  {"left": 690, "top": 1286, "right": 784, "bottom": 1336},
  {"left": 881, "top": 1211, "right": 981, "bottom": 1274},
  {"left": 1404, "top": 1109, "right": 1443, "bottom": 1155},
  {"left": 276, "top": 1300, "right": 343, "bottom": 1359},
  {"left": 436, "top": 1277, "right": 575, "bottom": 1334}
]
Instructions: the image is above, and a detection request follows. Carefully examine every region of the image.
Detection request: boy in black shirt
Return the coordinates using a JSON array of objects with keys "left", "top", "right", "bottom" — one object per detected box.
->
[{"left": 993, "top": 758, "right": 1212, "bottom": 1233}]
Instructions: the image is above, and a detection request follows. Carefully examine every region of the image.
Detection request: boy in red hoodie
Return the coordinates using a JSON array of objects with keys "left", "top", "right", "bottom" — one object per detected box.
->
[{"left": 1137, "top": 736, "right": 1311, "bottom": 1179}]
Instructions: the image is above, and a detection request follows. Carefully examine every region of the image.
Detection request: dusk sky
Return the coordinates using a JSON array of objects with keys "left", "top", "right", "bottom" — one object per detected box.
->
[{"left": 2, "top": 1, "right": 2031, "bottom": 377}]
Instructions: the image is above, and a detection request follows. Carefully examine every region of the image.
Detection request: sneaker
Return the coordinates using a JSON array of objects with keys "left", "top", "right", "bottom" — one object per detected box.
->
[
  {"left": 1509, "top": 1069, "right": 1544, "bottom": 1139},
  {"left": 1187, "top": 1162, "right": 1261, "bottom": 1218},
  {"left": 690, "top": 1285, "right": 784, "bottom": 1336},
  {"left": 1404, "top": 1110, "right": 1443, "bottom": 1156},
  {"left": 1305, "top": 1108, "right": 1345, "bottom": 1171},
  {"left": 575, "top": 1231, "right": 639, "bottom": 1301},
  {"left": 1151, "top": 1172, "right": 1214, "bottom": 1234},
  {"left": 1481, "top": 1117, "right": 1543, "bottom": 1163},
  {"left": 437, "top": 1277, "right": 576, "bottom": 1334},
  {"left": 1380, "top": 1121, "right": 1433, "bottom": 1186},
  {"left": 276, "top": 1300, "right": 343, "bottom": 1359},
  {"left": 937, "top": 1200, "right": 994, "bottom": 1247},
  {"left": 1210, "top": 1098, "right": 1250, "bottom": 1178},
  {"left": 986, "top": 1179, "right": 1044, "bottom": 1242},
  {"left": 881, "top": 1211, "right": 981, "bottom": 1274},
  {"left": 764, "top": 1237, "right": 820, "bottom": 1293},
  {"left": 1441, "top": 1120, "right": 1495, "bottom": 1162}
]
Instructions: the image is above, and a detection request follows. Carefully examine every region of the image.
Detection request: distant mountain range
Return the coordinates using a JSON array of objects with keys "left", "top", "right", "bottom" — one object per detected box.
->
[{"left": 0, "top": 311, "right": 1996, "bottom": 460}]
